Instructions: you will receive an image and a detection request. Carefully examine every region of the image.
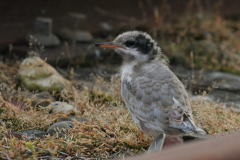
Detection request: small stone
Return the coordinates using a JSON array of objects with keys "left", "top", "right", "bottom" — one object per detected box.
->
[
  {"left": 17, "top": 57, "right": 72, "bottom": 93},
  {"left": 47, "top": 121, "right": 74, "bottom": 136},
  {"left": 100, "top": 22, "right": 112, "bottom": 31},
  {"left": 48, "top": 101, "right": 74, "bottom": 114},
  {"left": 59, "top": 116, "right": 88, "bottom": 122},
  {"left": 11, "top": 129, "right": 47, "bottom": 140}
]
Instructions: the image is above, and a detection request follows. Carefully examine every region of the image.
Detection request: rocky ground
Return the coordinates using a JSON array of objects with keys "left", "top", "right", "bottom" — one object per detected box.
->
[
  {"left": 0, "top": 54, "right": 240, "bottom": 159},
  {"left": 1, "top": 8, "right": 240, "bottom": 160}
]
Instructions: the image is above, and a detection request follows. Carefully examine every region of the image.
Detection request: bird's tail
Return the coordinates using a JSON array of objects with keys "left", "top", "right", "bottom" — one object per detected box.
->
[
  {"left": 195, "top": 126, "right": 207, "bottom": 135},
  {"left": 188, "top": 132, "right": 212, "bottom": 140},
  {"left": 182, "top": 126, "right": 211, "bottom": 140}
]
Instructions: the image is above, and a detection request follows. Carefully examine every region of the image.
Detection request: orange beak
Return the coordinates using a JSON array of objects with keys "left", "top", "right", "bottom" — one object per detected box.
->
[{"left": 94, "top": 42, "right": 125, "bottom": 50}]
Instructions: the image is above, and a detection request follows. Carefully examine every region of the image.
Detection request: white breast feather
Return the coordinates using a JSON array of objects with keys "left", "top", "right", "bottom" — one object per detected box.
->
[{"left": 120, "top": 62, "right": 136, "bottom": 81}]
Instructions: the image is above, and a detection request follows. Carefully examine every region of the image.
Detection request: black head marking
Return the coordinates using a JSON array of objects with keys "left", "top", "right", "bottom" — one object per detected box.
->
[
  {"left": 135, "top": 34, "right": 153, "bottom": 54},
  {"left": 124, "top": 34, "right": 154, "bottom": 54}
]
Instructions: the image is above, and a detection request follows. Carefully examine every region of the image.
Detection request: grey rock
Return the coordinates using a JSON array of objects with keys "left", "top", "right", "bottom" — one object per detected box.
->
[
  {"left": 171, "top": 66, "right": 240, "bottom": 91},
  {"left": 47, "top": 121, "right": 74, "bottom": 136},
  {"left": 58, "top": 28, "right": 93, "bottom": 42},
  {"left": 199, "top": 72, "right": 240, "bottom": 91},
  {"left": 170, "top": 65, "right": 240, "bottom": 108},
  {"left": 59, "top": 116, "right": 88, "bottom": 122},
  {"left": 208, "top": 90, "right": 240, "bottom": 108},
  {"left": 195, "top": 71, "right": 240, "bottom": 107},
  {"left": 17, "top": 57, "right": 72, "bottom": 93},
  {"left": 100, "top": 22, "right": 112, "bottom": 31},
  {"left": 12, "top": 129, "right": 47, "bottom": 139},
  {"left": 48, "top": 101, "right": 74, "bottom": 114},
  {"left": 26, "top": 33, "right": 60, "bottom": 47},
  {"left": 170, "top": 65, "right": 240, "bottom": 91},
  {"left": 26, "top": 17, "right": 60, "bottom": 47},
  {"left": 189, "top": 95, "right": 210, "bottom": 101}
]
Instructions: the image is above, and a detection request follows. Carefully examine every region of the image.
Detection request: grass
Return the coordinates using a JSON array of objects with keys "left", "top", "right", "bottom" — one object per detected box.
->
[
  {"left": 99, "top": 0, "right": 240, "bottom": 75},
  {"left": 1, "top": 61, "right": 240, "bottom": 159},
  {"left": 151, "top": 11, "right": 240, "bottom": 74}
]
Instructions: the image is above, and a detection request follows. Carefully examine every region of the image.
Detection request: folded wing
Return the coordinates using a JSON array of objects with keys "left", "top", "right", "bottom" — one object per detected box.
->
[{"left": 122, "top": 71, "right": 205, "bottom": 135}]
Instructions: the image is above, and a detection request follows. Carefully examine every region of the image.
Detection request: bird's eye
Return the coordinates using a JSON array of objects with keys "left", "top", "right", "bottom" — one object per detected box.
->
[{"left": 125, "top": 40, "right": 136, "bottom": 47}]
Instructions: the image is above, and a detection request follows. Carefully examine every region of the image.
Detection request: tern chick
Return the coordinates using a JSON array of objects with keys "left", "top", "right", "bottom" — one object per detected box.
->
[{"left": 95, "top": 31, "right": 206, "bottom": 141}]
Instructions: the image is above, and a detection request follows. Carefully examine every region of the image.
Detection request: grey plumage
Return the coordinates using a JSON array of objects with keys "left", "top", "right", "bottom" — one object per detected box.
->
[
  {"left": 95, "top": 31, "right": 206, "bottom": 138},
  {"left": 121, "top": 62, "right": 205, "bottom": 136}
]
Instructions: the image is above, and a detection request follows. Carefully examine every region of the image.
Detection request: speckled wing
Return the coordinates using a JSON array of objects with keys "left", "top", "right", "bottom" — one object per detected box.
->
[{"left": 121, "top": 67, "right": 204, "bottom": 135}]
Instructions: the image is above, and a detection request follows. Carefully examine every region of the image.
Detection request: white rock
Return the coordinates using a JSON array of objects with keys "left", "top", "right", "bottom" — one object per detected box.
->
[
  {"left": 17, "top": 57, "right": 72, "bottom": 93},
  {"left": 48, "top": 101, "right": 74, "bottom": 114}
]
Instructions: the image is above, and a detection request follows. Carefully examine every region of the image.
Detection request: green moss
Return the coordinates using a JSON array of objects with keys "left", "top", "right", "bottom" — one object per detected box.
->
[
  {"left": 221, "top": 66, "right": 240, "bottom": 75},
  {"left": 90, "top": 91, "right": 114, "bottom": 103}
]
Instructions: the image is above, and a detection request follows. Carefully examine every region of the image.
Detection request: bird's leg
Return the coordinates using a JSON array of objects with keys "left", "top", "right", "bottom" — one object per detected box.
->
[{"left": 140, "top": 131, "right": 144, "bottom": 142}]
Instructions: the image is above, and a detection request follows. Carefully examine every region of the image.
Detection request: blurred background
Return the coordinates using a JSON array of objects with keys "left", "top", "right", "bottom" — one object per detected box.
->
[{"left": 1, "top": 0, "right": 240, "bottom": 107}]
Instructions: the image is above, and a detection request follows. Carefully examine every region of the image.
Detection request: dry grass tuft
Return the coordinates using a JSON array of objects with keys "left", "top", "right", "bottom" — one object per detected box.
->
[{"left": 191, "top": 94, "right": 240, "bottom": 136}]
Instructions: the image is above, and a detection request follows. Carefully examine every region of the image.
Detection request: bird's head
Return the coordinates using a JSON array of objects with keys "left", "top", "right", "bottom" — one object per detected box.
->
[{"left": 95, "top": 31, "right": 165, "bottom": 63}]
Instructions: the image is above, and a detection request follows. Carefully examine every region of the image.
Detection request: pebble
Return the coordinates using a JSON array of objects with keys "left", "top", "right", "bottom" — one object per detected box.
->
[
  {"left": 11, "top": 129, "right": 48, "bottom": 140},
  {"left": 59, "top": 116, "right": 88, "bottom": 122},
  {"left": 48, "top": 101, "right": 74, "bottom": 114},
  {"left": 47, "top": 121, "right": 74, "bottom": 136}
]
